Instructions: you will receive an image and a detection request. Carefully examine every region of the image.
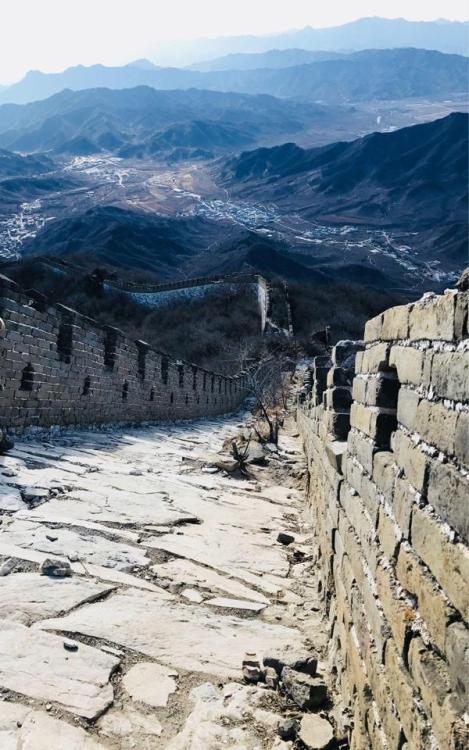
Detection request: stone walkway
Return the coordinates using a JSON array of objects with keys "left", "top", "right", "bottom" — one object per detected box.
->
[{"left": 0, "top": 412, "right": 326, "bottom": 749}]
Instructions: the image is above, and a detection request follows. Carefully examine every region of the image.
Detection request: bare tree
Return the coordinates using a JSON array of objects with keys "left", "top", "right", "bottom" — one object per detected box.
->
[{"left": 237, "top": 342, "right": 293, "bottom": 444}]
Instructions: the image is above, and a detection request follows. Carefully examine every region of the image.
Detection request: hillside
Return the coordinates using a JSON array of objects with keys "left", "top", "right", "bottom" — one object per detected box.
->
[
  {"left": 222, "top": 112, "right": 468, "bottom": 264},
  {"left": 0, "top": 87, "right": 337, "bottom": 156},
  {"left": 0, "top": 149, "right": 54, "bottom": 177},
  {"left": 0, "top": 148, "right": 76, "bottom": 204},
  {"left": 20, "top": 206, "right": 223, "bottom": 276},
  {"left": 0, "top": 48, "right": 466, "bottom": 106}
]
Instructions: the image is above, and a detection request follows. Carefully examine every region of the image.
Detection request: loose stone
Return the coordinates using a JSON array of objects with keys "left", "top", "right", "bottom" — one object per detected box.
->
[
  {"left": 281, "top": 667, "right": 328, "bottom": 710},
  {"left": 0, "top": 558, "right": 16, "bottom": 576},
  {"left": 299, "top": 714, "right": 334, "bottom": 749},
  {"left": 63, "top": 638, "right": 79, "bottom": 652},
  {"left": 277, "top": 532, "right": 295, "bottom": 546},
  {"left": 39, "top": 558, "right": 72, "bottom": 577},
  {"left": 278, "top": 717, "right": 300, "bottom": 741}
]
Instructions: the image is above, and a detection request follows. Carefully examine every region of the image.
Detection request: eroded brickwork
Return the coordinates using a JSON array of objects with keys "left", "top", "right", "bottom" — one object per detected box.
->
[
  {"left": 298, "top": 289, "right": 468, "bottom": 750},
  {"left": 0, "top": 274, "right": 247, "bottom": 431}
]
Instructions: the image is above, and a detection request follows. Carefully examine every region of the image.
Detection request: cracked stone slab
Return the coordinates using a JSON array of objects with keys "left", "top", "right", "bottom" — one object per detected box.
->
[
  {"left": 38, "top": 588, "right": 304, "bottom": 678},
  {"left": 152, "top": 559, "right": 270, "bottom": 604},
  {"left": 0, "top": 540, "right": 173, "bottom": 595},
  {"left": 0, "top": 701, "right": 107, "bottom": 749},
  {"left": 17, "top": 506, "right": 142, "bottom": 543},
  {"left": 0, "top": 485, "right": 26, "bottom": 512},
  {"left": 0, "top": 621, "right": 119, "bottom": 719},
  {"left": 1, "top": 519, "right": 149, "bottom": 571},
  {"left": 0, "top": 572, "right": 115, "bottom": 625},
  {"left": 123, "top": 662, "right": 178, "bottom": 707},
  {"left": 46, "top": 486, "right": 191, "bottom": 527},
  {"left": 97, "top": 705, "right": 162, "bottom": 745},
  {"left": 146, "top": 521, "right": 289, "bottom": 577}
]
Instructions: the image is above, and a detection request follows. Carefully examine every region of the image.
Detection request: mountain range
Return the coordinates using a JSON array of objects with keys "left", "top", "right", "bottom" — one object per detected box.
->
[
  {"left": 0, "top": 86, "right": 350, "bottom": 157},
  {"left": 148, "top": 17, "right": 469, "bottom": 65},
  {"left": 0, "top": 149, "right": 76, "bottom": 204},
  {"left": 188, "top": 49, "right": 345, "bottom": 71},
  {"left": 21, "top": 207, "right": 224, "bottom": 276},
  {"left": 17, "top": 113, "right": 468, "bottom": 289},
  {"left": 0, "top": 47, "right": 466, "bottom": 106},
  {"left": 222, "top": 112, "right": 468, "bottom": 264}
]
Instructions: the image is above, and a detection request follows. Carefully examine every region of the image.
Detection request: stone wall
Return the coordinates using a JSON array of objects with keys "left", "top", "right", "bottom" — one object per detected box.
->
[
  {"left": 297, "top": 288, "right": 468, "bottom": 749},
  {"left": 0, "top": 274, "right": 247, "bottom": 432}
]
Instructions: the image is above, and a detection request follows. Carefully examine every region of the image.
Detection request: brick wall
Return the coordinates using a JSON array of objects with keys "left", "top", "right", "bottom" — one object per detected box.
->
[
  {"left": 0, "top": 274, "right": 247, "bottom": 431},
  {"left": 297, "top": 288, "right": 468, "bottom": 749}
]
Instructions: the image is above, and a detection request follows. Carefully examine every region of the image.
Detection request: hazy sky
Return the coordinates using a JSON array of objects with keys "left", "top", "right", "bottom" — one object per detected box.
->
[{"left": 1, "top": 0, "right": 468, "bottom": 83}]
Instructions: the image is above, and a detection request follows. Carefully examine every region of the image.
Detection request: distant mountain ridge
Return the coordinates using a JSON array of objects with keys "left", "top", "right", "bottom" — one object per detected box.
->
[
  {"left": 149, "top": 17, "right": 469, "bottom": 65},
  {"left": 188, "top": 49, "right": 346, "bottom": 71},
  {"left": 0, "top": 86, "right": 343, "bottom": 157},
  {"left": 222, "top": 112, "right": 468, "bottom": 263},
  {"left": 0, "top": 47, "right": 466, "bottom": 105},
  {"left": 0, "top": 149, "right": 53, "bottom": 177},
  {"left": 0, "top": 148, "right": 75, "bottom": 204}
]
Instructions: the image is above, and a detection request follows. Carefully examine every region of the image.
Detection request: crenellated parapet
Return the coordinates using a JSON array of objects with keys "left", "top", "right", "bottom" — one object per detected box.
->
[
  {"left": 297, "top": 286, "right": 469, "bottom": 749},
  {"left": 0, "top": 274, "right": 248, "bottom": 432}
]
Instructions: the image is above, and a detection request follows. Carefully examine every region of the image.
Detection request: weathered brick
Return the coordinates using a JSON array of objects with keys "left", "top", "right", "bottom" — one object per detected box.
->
[
  {"left": 364, "top": 313, "right": 384, "bottom": 343},
  {"left": 455, "top": 411, "right": 469, "bottom": 466},
  {"left": 411, "top": 505, "right": 469, "bottom": 619},
  {"left": 384, "top": 639, "right": 433, "bottom": 750},
  {"left": 325, "top": 386, "right": 353, "bottom": 411},
  {"left": 347, "top": 428, "right": 377, "bottom": 475},
  {"left": 332, "top": 340, "right": 364, "bottom": 367},
  {"left": 445, "top": 622, "right": 469, "bottom": 713},
  {"left": 381, "top": 304, "right": 411, "bottom": 341},
  {"left": 350, "top": 403, "right": 397, "bottom": 448},
  {"left": 389, "top": 345, "right": 424, "bottom": 385},
  {"left": 353, "top": 375, "right": 400, "bottom": 410},
  {"left": 408, "top": 637, "right": 468, "bottom": 750},
  {"left": 325, "top": 440, "right": 346, "bottom": 474},
  {"left": 327, "top": 365, "right": 353, "bottom": 387},
  {"left": 393, "top": 476, "right": 418, "bottom": 538},
  {"left": 427, "top": 459, "right": 468, "bottom": 542},
  {"left": 430, "top": 351, "right": 469, "bottom": 401},
  {"left": 414, "top": 399, "right": 458, "bottom": 456},
  {"left": 357, "top": 343, "right": 391, "bottom": 374},
  {"left": 396, "top": 542, "right": 456, "bottom": 653},
  {"left": 352, "top": 376, "right": 367, "bottom": 403},
  {"left": 372, "top": 451, "right": 397, "bottom": 502},
  {"left": 324, "top": 410, "right": 351, "bottom": 440},
  {"left": 340, "top": 483, "right": 378, "bottom": 571},
  {"left": 392, "top": 430, "right": 428, "bottom": 493},
  {"left": 396, "top": 388, "right": 420, "bottom": 431},
  {"left": 409, "top": 291, "right": 465, "bottom": 341},
  {"left": 377, "top": 503, "right": 402, "bottom": 560},
  {"left": 376, "top": 563, "right": 413, "bottom": 654}
]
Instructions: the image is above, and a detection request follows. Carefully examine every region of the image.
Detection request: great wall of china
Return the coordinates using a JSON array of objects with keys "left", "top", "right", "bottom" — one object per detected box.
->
[
  {"left": 0, "top": 269, "right": 467, "bottom": 749},
  {"left": 0, "top": 273, "right": 248, "bottom": 431},
  {"left": 298, "top": 287, "right": 468, "bottom": 749},
  {"left": 9, "top": 256, "right": 293, "bottom": 336}
]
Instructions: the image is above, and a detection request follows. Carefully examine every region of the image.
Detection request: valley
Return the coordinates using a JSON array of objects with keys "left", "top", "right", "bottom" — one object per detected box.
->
[{"left": 0, "top": 134, "right": 462, "bottom": 291}]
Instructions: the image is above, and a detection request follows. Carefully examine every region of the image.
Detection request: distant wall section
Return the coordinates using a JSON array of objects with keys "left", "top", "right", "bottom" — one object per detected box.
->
[{"left": 0, "top": 274, "right": 247, "bottom": 432}]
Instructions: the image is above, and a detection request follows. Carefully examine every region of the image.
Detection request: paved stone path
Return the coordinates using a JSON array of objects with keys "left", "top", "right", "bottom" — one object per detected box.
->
[{"left": 0, "top": 412, "right": 324, "bottom": 748}]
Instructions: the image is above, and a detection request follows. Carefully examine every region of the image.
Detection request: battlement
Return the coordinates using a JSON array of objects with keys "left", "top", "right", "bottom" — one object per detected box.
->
[
  {"left": 297, "top": 287, "right": 468, "bottom": 749},
  {"left": 7, "top": 256, "right": 292, "bottom": 336},
  {"left": 0, "top": 274, "right": 247, "bottom": 431}
]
